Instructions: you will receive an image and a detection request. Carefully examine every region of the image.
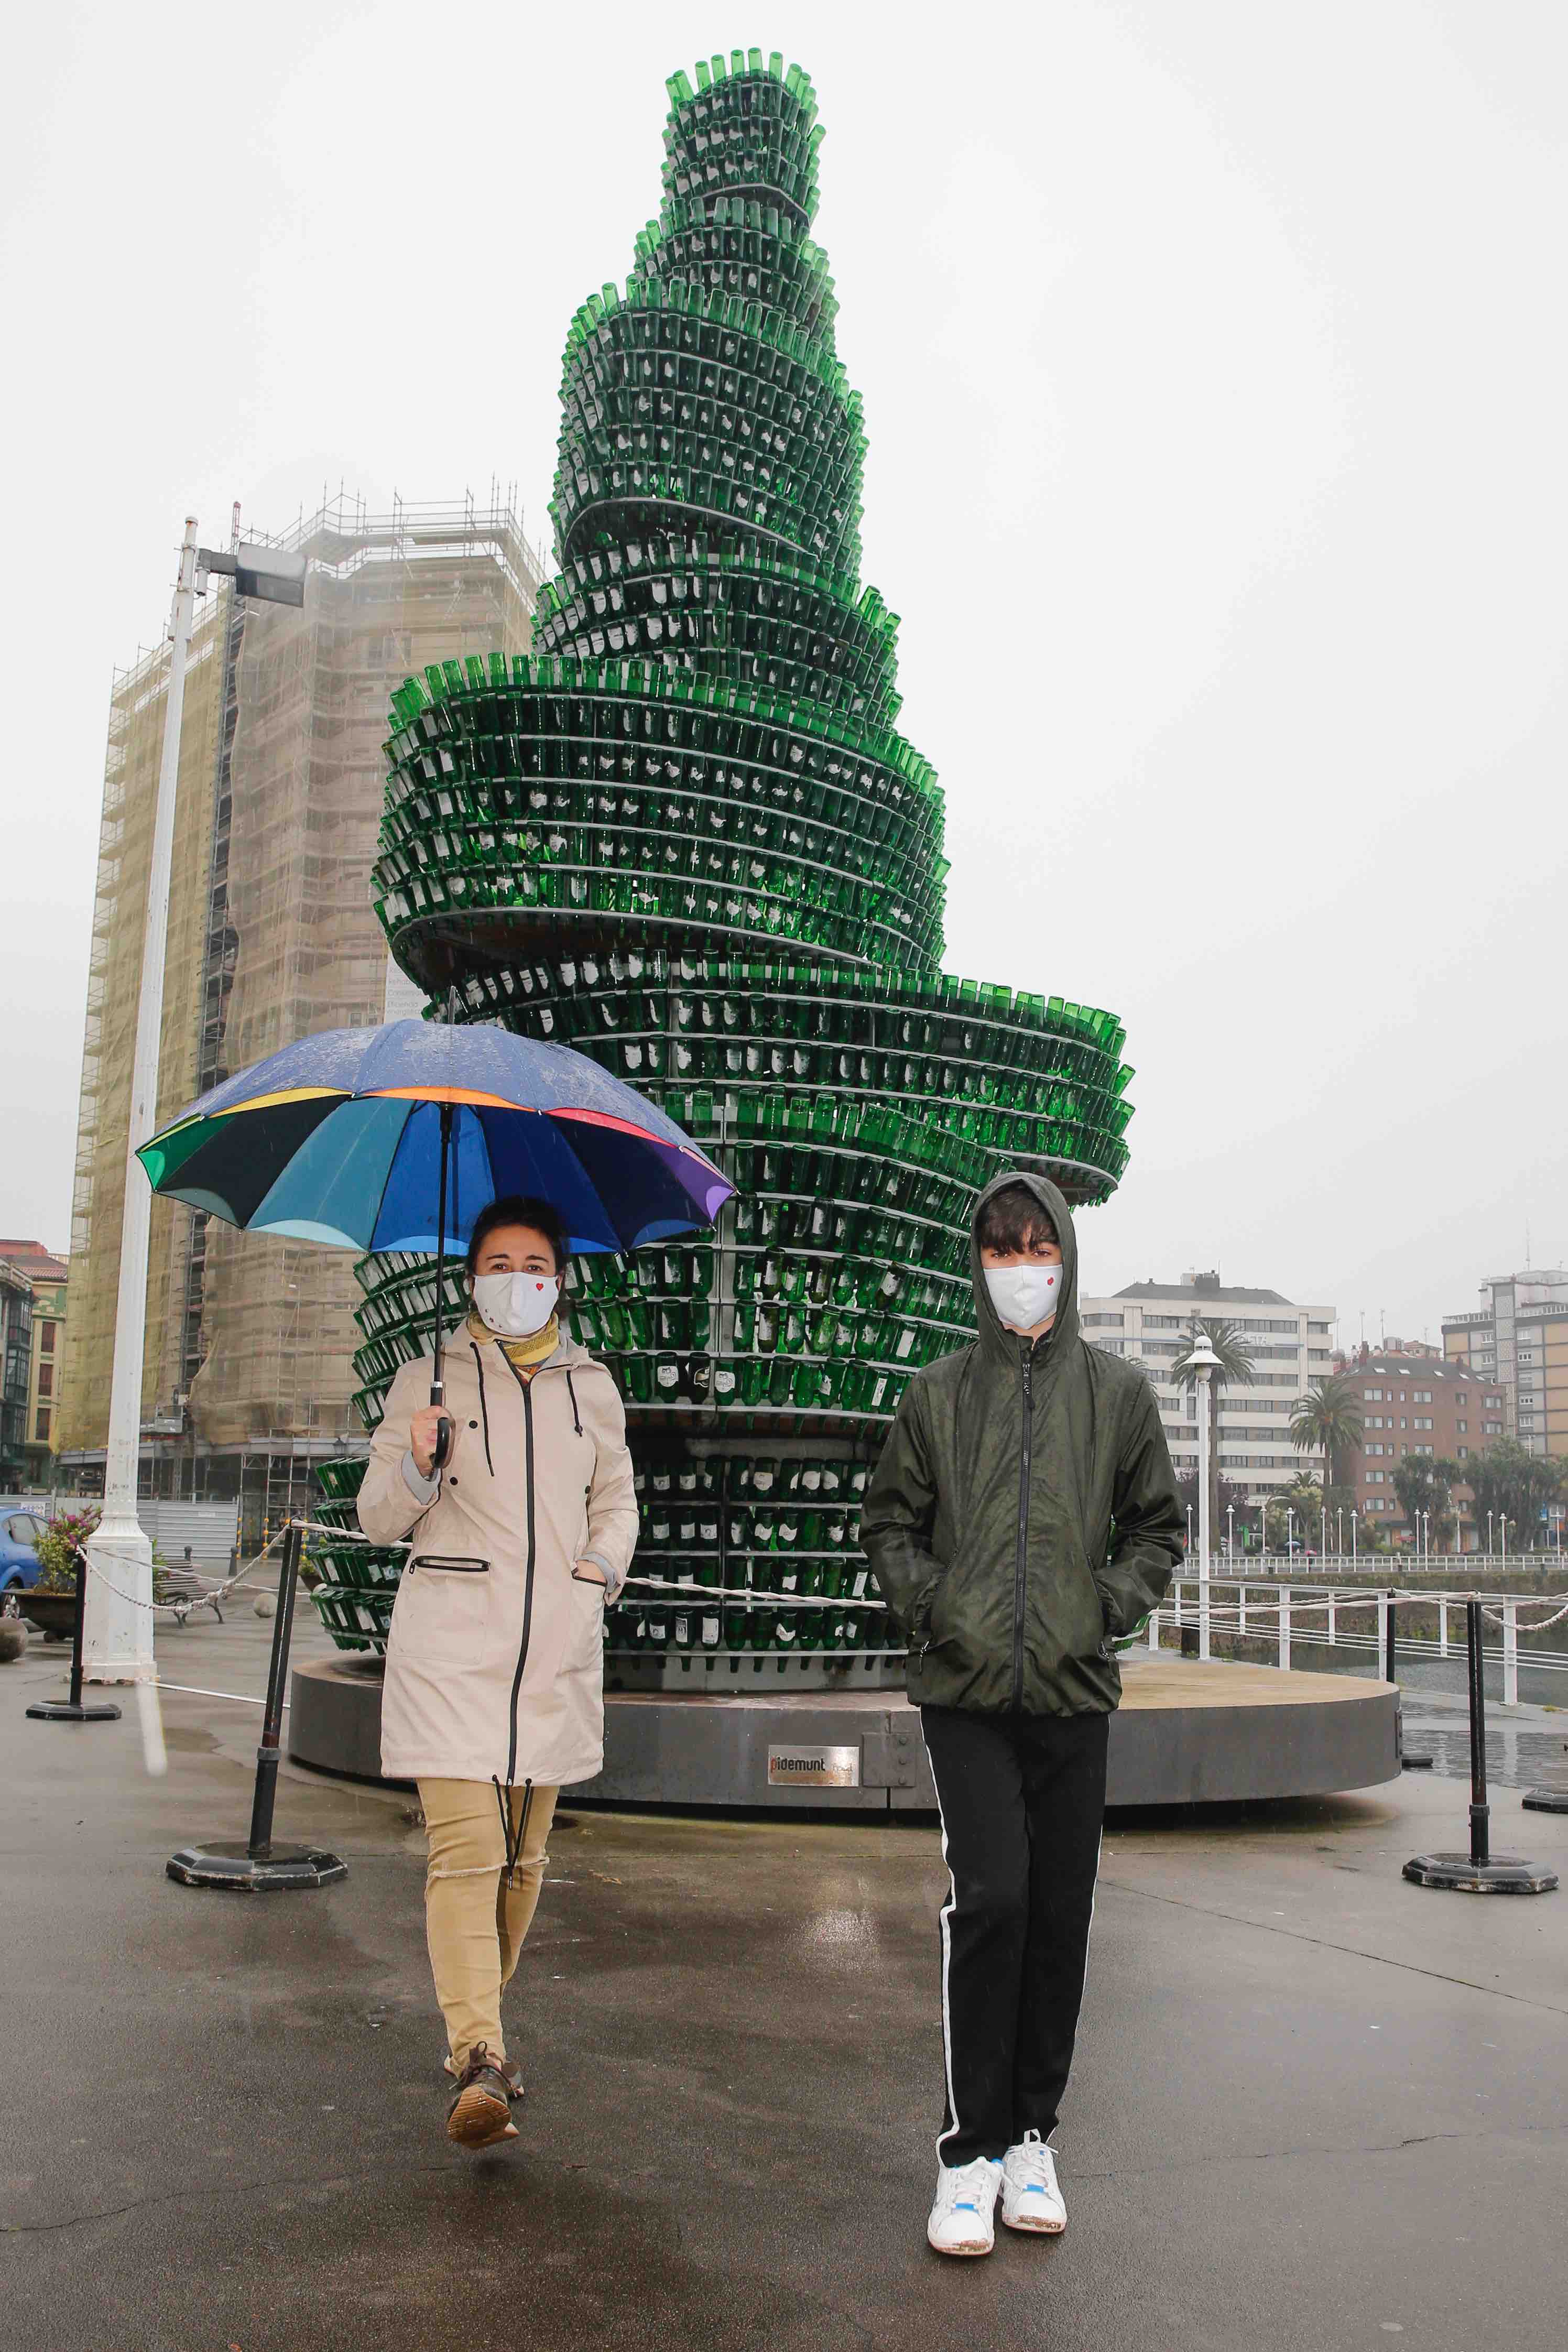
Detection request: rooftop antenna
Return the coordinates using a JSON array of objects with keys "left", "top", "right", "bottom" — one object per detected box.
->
[
  {"left": 230, "top": 500, "right": 241, "bottom": 552},
  {"left": 1525, "top": 1219, "right": 1532, "bottom": 1269}
]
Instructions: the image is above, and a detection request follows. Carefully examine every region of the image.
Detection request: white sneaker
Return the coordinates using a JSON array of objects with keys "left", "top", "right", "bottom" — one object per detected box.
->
[
  {"left": 1000, "top": 2130, "right": 1066, "bottom": 2233},
  {"left": 927, "top": 2155, "right": 1003, "bottom": 2257}
]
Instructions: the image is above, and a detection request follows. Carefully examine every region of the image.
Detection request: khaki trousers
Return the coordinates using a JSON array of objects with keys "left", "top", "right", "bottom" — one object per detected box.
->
[{"left": 418, "top": 1778, "right": 560, "bottom": 2067}]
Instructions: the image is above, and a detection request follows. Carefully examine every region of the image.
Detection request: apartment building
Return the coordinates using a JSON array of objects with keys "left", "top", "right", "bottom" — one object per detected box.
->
[
  {"left": 1443, "top": 1268, "right": 1568, "bottom": 1457},
  {"left": 1336, "top": 1346, "right": 1502, "bottom": 1547},
  {"left": 0, "top": 1241, "right": 69, "bottom": 1483},
  {"left": 1079, "top": 1271, "right": 1336, "bottom": 1499}
]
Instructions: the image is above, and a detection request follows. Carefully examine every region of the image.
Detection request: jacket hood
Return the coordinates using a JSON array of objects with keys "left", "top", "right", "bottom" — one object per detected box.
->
[{"left": 969, "top": 1169, "right": 1080, "bottom": 1364}]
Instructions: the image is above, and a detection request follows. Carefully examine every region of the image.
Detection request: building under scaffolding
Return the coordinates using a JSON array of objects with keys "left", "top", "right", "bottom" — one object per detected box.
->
[{"left": 58, "top": 494, "right": 543, "bottom": 1536}]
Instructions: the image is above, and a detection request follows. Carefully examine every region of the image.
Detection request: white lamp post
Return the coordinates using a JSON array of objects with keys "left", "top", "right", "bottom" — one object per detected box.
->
[
  {"left": 84, "top": 517, "right": 306, "bottom": 1682},
  {"left": 1186, "top": 1332, "right": 1222, "bottom": 1661}
]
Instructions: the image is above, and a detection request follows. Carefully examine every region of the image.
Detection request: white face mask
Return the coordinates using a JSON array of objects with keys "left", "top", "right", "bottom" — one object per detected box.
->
[
  {"left": 984, "top": 1262, "right": 1063, "bottom": 1333},
  {"left": 471, "top": 1270, "right": 561, "bottom": 1338}
]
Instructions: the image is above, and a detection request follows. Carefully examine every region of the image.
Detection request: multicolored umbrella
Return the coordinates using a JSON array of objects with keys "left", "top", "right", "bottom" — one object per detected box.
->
[
  {"left": 137, "top": 1019, "right": 734, "bottom": 1462},
  {"left": 136, "top": 1019, "right": 732, "bottom": 1255}
]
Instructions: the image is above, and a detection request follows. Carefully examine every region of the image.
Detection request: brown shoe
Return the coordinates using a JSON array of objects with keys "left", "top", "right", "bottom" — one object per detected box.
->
[
  {"left": 445, "top": 2043, "right": 519, "bottom": 2149},
  {"left": 444, "top": 2049, "right": 523, "bottom": 2099}
]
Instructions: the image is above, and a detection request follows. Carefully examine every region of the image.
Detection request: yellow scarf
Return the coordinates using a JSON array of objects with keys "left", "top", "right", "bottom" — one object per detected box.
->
[{"left": 467, "top": 1309, "right": 560, "bottom": 1379}]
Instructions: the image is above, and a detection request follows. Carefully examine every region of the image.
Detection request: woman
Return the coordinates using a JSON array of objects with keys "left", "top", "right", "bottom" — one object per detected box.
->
[{"left": 358, "top": 1192, "right": 638, "bottom": 2149}]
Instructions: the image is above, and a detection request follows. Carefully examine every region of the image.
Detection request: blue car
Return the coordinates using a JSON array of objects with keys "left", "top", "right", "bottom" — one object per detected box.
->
[{"left": 0, "top": 1510, "right": 46, "bottom": 1591}]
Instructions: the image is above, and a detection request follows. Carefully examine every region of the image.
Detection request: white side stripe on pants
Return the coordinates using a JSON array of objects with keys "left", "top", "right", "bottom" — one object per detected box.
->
[{"left": 921, "top": 1728, "right": 962, "bottom": 2162}]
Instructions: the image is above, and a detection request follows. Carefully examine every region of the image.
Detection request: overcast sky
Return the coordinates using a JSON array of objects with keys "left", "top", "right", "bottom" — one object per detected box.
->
[{"left": 4, "top": 1, "right": 1564, "bottom": 1343}]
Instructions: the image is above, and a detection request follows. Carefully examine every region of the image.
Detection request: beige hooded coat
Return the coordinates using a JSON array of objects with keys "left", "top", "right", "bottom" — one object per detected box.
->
[{"left": 357, "top": 1327, "right": 639, "bottom": 1789}]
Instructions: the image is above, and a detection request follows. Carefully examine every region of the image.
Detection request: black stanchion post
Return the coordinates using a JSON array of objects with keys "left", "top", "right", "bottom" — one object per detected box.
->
[
  {"left": 26, "top": 1543, "right": 122, "bottom": 1724},
  {"left": 245, "top": 1519, "right": 302, "bottom": 1861},
  {"left": 1384, "top": 1587, "right": 1396, "bottom": 1685},
  {"left": 1466, "top": 1595, "right": 1489, "bottom": 1865},
  {"left": 167, "top": 1521, "right": 347, "bottom": 1892},
  {"left": 1403, "top": 1593, "right": 1557, "bottom": 1894}
]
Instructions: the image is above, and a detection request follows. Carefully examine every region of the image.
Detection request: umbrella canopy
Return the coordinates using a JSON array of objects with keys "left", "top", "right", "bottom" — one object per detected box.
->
[{"left": 137, "top": 1019, "right": 733, "bottom": 1256}]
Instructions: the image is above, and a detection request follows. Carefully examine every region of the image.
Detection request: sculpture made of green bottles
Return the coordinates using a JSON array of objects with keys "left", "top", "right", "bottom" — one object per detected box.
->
[{"left": 312, "top": 55, "right": 1136, "bottom": 1687}]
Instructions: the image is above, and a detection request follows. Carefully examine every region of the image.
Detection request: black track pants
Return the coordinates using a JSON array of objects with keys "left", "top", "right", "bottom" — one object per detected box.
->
[{"left": 920, "top": 1705, "right": 1109, "bottom": 2166}]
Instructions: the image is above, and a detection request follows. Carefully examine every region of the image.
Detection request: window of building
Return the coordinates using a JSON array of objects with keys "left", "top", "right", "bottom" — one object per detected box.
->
[
  {"left": 1413, "top": 1444, "right": 1434, "bottom": 1456},
  {"left": 1483, "top": 1421, "right": 1502, "bottom": 1435},
  {"left": 1456, "top": 1391, "right": 1467, "bottom": 1403},
  {"left": 1083, "top": 1313, "right": 1125, "bottom": 1327},
  {"left": 1414, "top": 1390, "right": 1432, "bottom": 1403},
  {"left": 1366, "top": 1442, "right": 1385, "bottom": 1455},
  {"left": 1308, "top": 1322, "right": 1332, "bottom": 1335},
  {"left": 1456, "top": 1420, "right": 1467, "bottom": 1433},
  {"left": 37, "top": 1363, "right": 52, "bottom": 1397},
  {"left": 1485, "top": 1395, "right": 1502, "bottom": 1407},
  {"left": 39, "top": 1321, "right": 56, "bottom": 1356},
  {"left": 1142, "top": 1314, "right": 1185, "bottom": 1330},
  {"left": 1457, "top": 1446, "right": 1469, "bottom": 1460},
  {"left": 34, "top": 1407, "right": 49, "bottom": 1441},
  {"left": 1364, "top": 1389, "right": 1382, "bottom": 1401},
  {"left": 1413, "top": 1416, "right": 1432, "bottom": 1429},
  {"left": 1366, "top": 1471, "right": 1385, "bottom": 1484}
]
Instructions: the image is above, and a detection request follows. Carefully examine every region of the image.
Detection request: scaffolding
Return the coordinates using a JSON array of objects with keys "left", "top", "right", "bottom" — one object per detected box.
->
[{"left": 58, "top": 493, "right": 546, "bottom": 1487}]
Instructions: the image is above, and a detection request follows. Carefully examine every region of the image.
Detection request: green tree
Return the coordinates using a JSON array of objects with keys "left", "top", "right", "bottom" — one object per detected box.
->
[
  {"left": 1265, "top": 1474, "right": 1327, "bottom": 1555},
  {"left": 1289, "top": 1373, "right": 1364, "bottom": 1493},
  {"left": 1169, "top": 1319, "right": 1256, "bottom": 1558},
  {"left": 1464, "top": 1439, "right": 1566, "bottom": 1555},
  {"left": 1391, "top": 1454, "right": 1460, "bottom": 1553},
  {"left": 1174, "top": 1468, "right": 1251, "bottom": 1554}
]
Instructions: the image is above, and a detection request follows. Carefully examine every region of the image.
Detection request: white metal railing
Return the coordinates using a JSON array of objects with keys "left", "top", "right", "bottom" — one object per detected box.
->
[{"left": 1152, "top": 1578, "right": 1568, "bottom": 1705}]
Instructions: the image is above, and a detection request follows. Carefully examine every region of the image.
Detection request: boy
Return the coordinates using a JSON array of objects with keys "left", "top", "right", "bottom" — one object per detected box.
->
[{"left": 862, "top": 1170, "right": 1182, "bottom": 2256}]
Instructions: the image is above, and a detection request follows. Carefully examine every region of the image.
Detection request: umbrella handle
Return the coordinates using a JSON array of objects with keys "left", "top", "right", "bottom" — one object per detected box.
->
[{"left": 431, "top": 1411, "right": 454, "bottom": 1471}]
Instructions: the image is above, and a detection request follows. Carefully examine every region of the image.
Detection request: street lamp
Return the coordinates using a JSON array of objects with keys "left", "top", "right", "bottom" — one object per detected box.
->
[
  {"left": 1351, "top": 1508, "right": 1358, "bottom": 1565},
  {"left": 1487, "top": 1509, "right": 1494, "bottom": 1562},
  {"left": 84, "top": 517, "right": 307, "bottom": 1683},
  {"left": 1226, "top": 1501, "right": 1235, "bottom": 1561},
  {"left": 1185, "top": 1331, "right": 1222, "bottom": 1661}
]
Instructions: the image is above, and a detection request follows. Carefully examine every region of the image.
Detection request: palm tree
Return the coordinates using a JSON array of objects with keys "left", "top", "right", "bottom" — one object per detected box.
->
[
  {"left": 1290, "top": 1373, "right": 1364, "bottom": 1496},
  {"left": 1170, "top": 1318, "right": 1256, "bottom": 1558}
]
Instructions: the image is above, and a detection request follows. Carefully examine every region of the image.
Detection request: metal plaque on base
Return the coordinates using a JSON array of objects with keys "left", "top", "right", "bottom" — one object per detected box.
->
[{"left": 767, "top": 1744, "right": 861, "bottom": 1789}]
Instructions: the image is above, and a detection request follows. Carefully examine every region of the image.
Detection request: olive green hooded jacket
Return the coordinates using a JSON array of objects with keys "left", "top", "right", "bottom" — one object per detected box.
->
[{"left": 862, "top": 1170, "right": 1183, "bottom": 1717}]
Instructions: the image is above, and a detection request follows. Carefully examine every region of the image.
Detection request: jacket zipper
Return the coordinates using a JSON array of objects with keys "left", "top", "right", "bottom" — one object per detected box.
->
[
  {"left": 498, "top": 1359, "right": 538, "bottom": 1790},
  {"left": 1013, "top": 1347, "right": 1032, "bottom": 1708}
]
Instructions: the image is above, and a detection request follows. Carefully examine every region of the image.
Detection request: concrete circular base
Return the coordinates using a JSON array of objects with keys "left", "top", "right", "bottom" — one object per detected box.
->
[{"left": 289, "top": 1652, "right": 1401, "bottom": 1811}]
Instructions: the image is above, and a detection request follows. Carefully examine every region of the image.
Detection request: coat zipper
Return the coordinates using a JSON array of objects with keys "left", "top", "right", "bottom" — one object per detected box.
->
[
  {"left": 1013, "top": 1347, "right": 1032, "bottom": 1708},
  {"left": 498, "top": 1359, "right": 538, "bottom": 1791}
]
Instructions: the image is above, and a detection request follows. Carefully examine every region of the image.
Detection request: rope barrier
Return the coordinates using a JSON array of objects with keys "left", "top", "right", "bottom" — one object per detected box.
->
[{"left": 75, "top": 1526, "right": 287, "bottom": 1616}]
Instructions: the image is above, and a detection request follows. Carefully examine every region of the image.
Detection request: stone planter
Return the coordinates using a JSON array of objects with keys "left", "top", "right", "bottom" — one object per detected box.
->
[{"left": 15, "top": 1589, "right": 75, "bottom": 1641}]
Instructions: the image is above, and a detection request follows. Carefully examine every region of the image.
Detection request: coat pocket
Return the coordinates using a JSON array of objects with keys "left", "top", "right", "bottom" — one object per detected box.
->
[{"left": 399, "top": 1555, "right": 493, "bottom": 1662}]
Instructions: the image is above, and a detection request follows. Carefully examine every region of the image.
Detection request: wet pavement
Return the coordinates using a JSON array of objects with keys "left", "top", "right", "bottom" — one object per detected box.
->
[{"left": 2, "top": 1610, "right": 1565, "bottom": 2352}]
